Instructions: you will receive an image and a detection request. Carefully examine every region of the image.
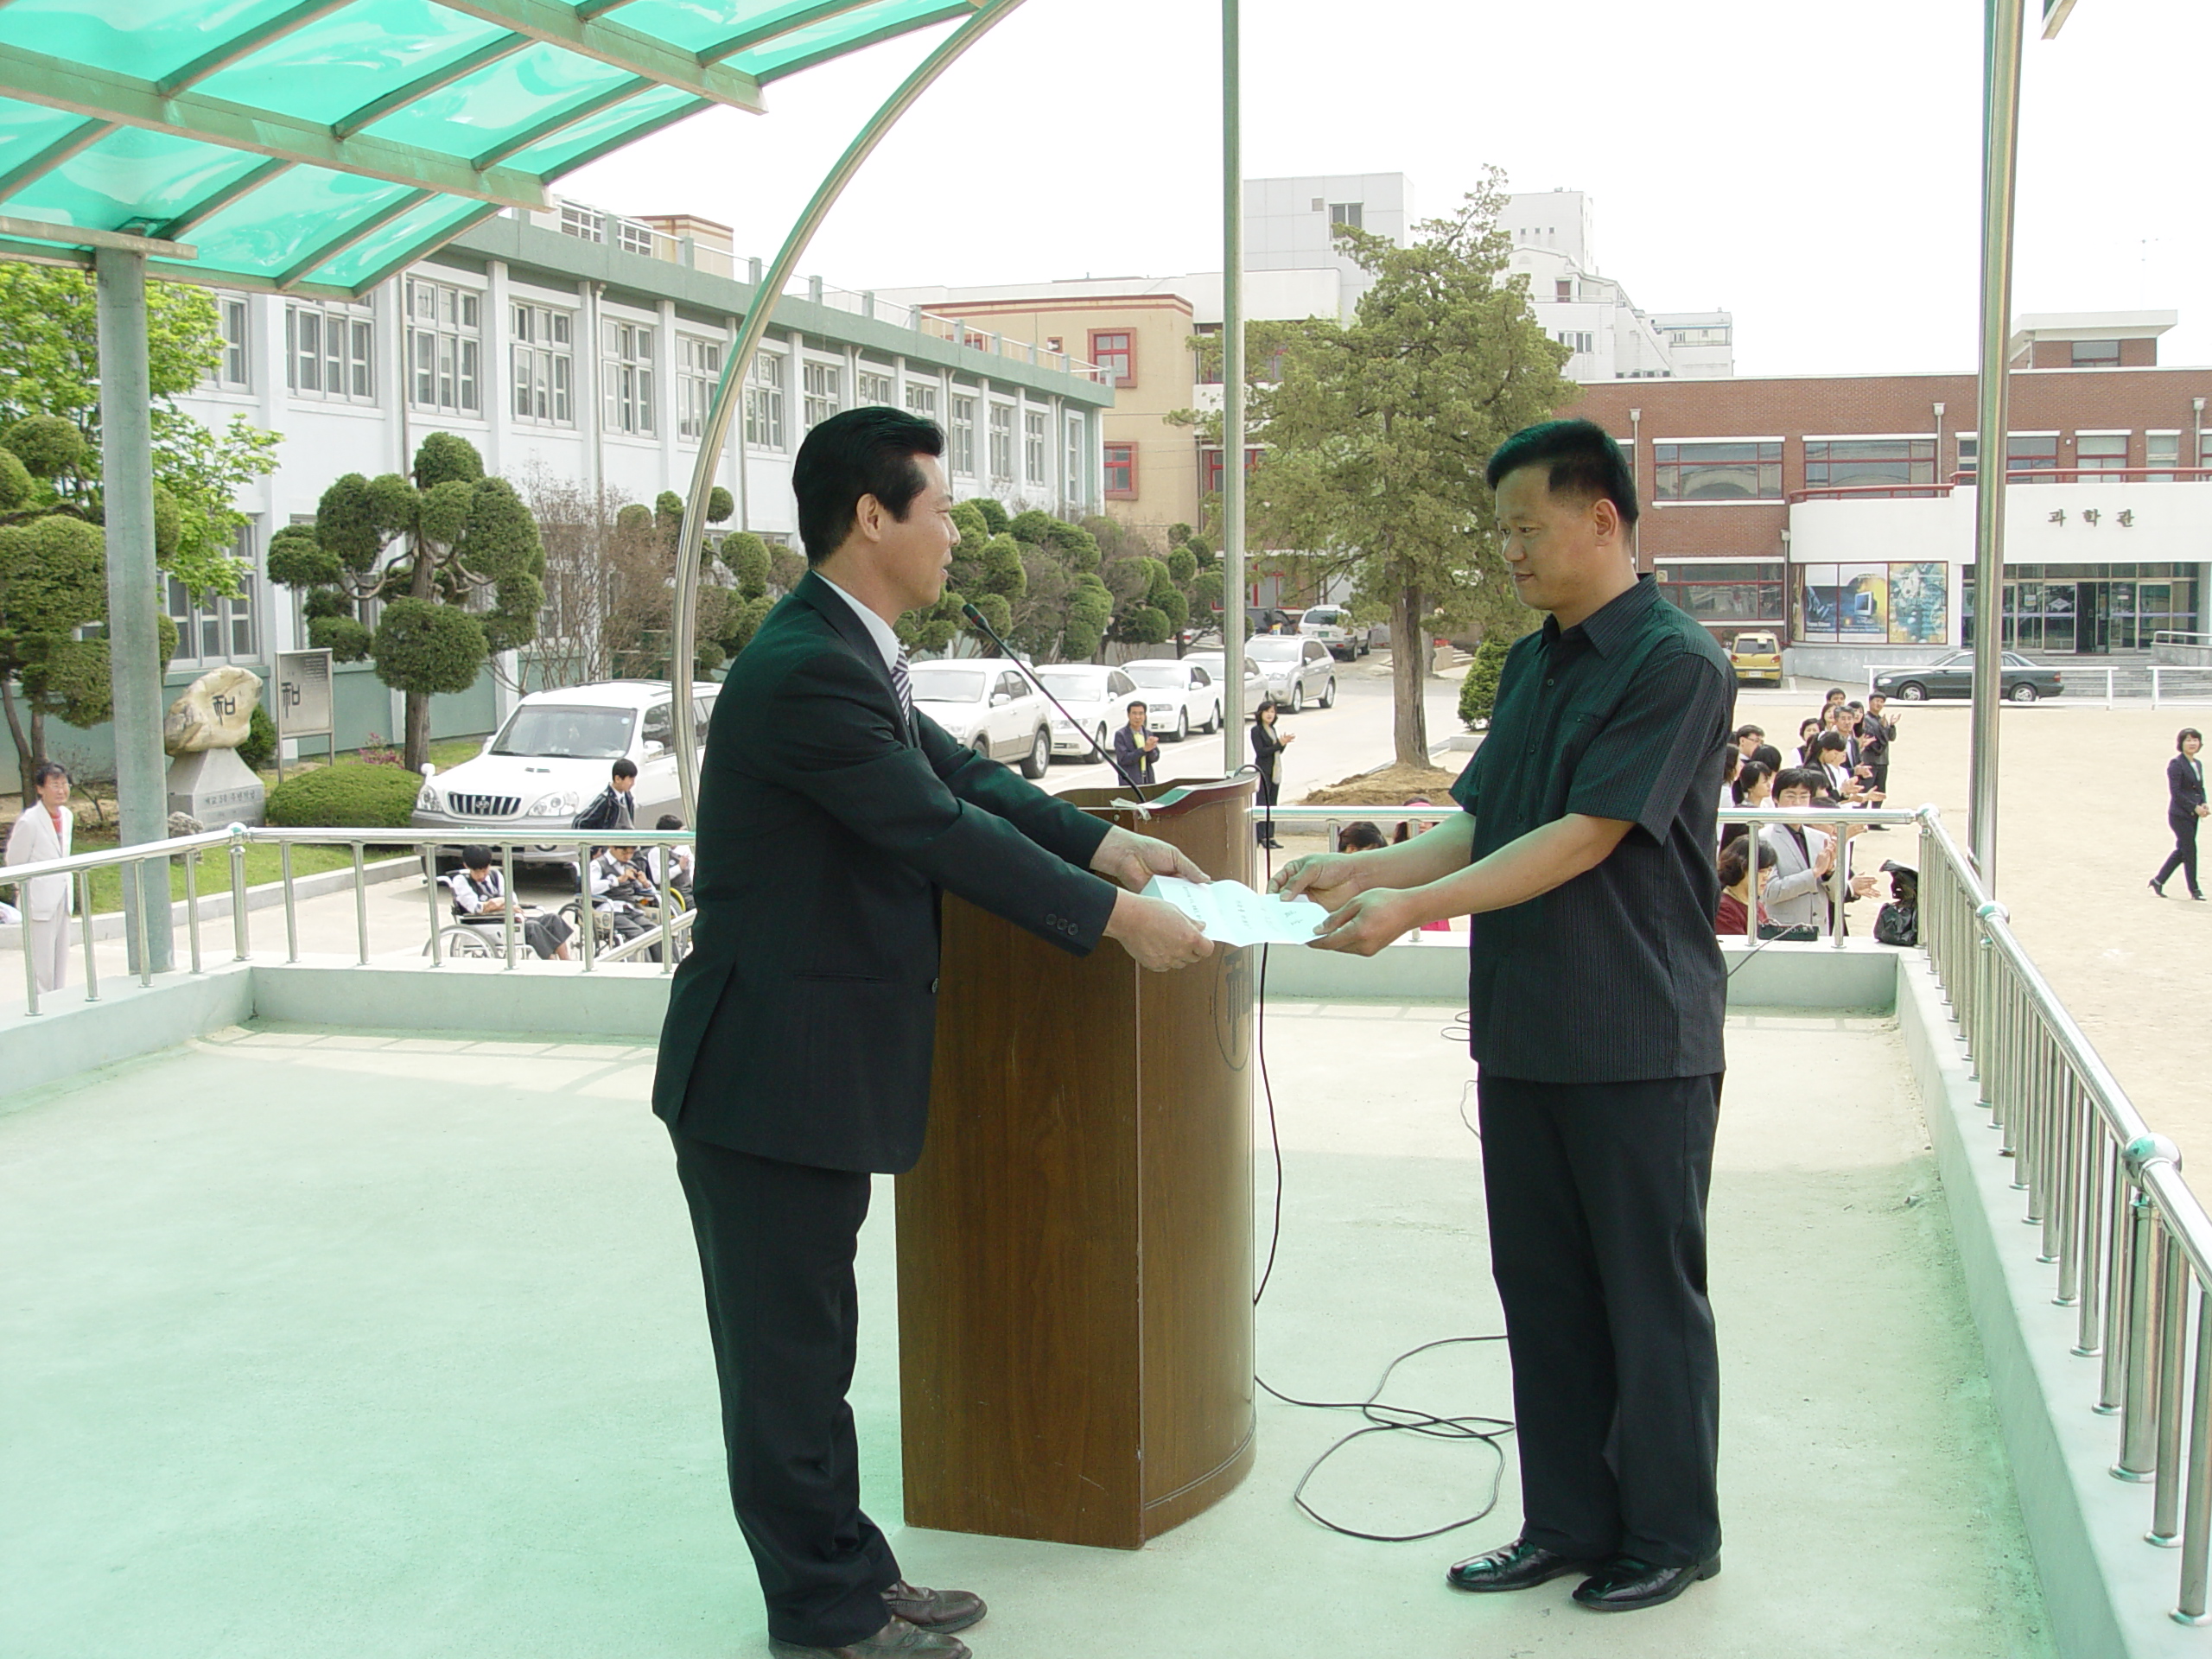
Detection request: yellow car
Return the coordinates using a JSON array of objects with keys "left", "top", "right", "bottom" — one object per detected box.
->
[{"left": 1728, "top": 631, "right": 1782, "bottom": 685}]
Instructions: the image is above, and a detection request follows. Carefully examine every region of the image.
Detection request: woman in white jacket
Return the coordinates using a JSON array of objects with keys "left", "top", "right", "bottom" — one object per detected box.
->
[{"left": 5, "top": 761, "right": 73, "bottom": 991}]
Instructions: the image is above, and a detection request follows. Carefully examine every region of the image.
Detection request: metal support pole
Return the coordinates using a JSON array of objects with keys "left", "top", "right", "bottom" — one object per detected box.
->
[
  {"left": 93, "top": 246, "right": 175, "bottom": 976},
  {"left": 351, "top": 841, "right": 368, "bottom": 965},
  {"left": 2120, "top": 1196, "right": 2164, "bottom": 1481},
  {"left": 421, "top": 846, "right": 442, "bottom": 967},
  {"left": 501, "top": 845, "right": 517, "bottom": 969},
  {"left": 182, "top": 849, "right": 200, "bottom": 975},
  {"left": 2154, "top": 1237, "right": 2191, "bottom": 1543},
  {"left": 2176, "top": 1287, "right": 2212, "bottom": 1624},
  {"left": 1220, "top": 0, "right": 1248, "bottom": 779},
  {"left": 666, "top": 0, "right": 1032, "bottom": 823},
  {"left": 77, "top": 871, "right": 97, "bottom": 1001},
  {"left": 281, "top": 840, "right": 297, "bottom": 963},
  {"left": 1968, "top": 0, "right": 2027, "bottom": 893}
]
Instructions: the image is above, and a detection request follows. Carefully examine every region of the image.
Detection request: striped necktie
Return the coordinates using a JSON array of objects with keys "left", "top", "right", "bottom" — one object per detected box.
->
[{"left": 890, "top": 648, "right": 915, "bottom": 736}]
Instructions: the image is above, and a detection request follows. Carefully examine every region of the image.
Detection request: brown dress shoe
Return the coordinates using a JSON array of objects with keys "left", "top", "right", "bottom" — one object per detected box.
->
[
  {"left": 767, "top": 1614, "right": 970, "bottom": 1658},
  {"left": 882, "top": 1580, "right": 987, "bottom": 1634}
]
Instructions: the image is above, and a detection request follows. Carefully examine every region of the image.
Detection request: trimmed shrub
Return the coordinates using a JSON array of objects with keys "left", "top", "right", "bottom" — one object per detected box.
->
[
  {"left": 265, "top": 762, "right": 426, "bottom": 829},
  {"left": 1458, "top": 636, "right": 1511, "bottom": 728},
  {"left": 237, "top": 704, "right": 276, "bottom": 772}
]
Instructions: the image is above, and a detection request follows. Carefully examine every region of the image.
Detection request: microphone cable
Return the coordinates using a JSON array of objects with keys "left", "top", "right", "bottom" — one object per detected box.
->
[
  {"left": 1248, "top": 936, "right": 1517, "bottom": 1544},
  {"left": 956, "top": 603, "right": 1152, "bottom": 800}
]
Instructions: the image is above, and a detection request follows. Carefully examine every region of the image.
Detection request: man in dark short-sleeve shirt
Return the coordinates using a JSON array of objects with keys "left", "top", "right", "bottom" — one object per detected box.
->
[{"left": 1276, "top": 418, "right": 1735, "bottom": 1617}]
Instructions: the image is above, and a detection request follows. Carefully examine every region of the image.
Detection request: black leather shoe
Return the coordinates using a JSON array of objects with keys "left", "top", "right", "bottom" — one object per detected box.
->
[
  {"left": 1571, "top": 1554, "right": 1720, "bottom": 1612},
  {"left": 768, "top": 1615, "right": 969, "bottom": 1657},
  {"left": 881, "top": 1580, "right": 986, "bottom": 1635},
  {"left": 2152, "top": 880, "right": 2167, "bottom": 897},
  {"left": 1446, "top": 1537, "right": 1602, "bottom": 1593}
]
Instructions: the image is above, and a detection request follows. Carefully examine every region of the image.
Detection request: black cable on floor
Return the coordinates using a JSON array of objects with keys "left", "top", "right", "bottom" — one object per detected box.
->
[{"left": 1249, "top": 940, "right": 1516, "bottom": 1542}]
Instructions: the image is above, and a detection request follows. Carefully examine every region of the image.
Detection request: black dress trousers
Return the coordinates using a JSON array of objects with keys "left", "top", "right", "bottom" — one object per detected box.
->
[
  {"left": 1477, "top": 1071, "right": 1723, "bottom": 1567},
  {"left": 670, "top": 1133, "right": 901, "bottom": 1647}
]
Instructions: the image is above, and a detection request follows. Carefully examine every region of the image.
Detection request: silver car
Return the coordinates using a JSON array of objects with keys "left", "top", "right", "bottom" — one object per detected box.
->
[{"left": 1243, "top": 636, "right": 1338, "bottom": 711}]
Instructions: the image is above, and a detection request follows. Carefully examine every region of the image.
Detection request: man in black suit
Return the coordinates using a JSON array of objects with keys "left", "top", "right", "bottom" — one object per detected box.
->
[
  {"left": 654, "top": 406, "right": 1212, "bottom": 1659},
  {"left": 1110, "top": 699, "right": 1159, "bottom": 789}
]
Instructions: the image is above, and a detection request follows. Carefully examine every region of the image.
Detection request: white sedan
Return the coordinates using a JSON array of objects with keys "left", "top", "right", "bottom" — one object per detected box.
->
[
  {"left": 1243, "top": 635, "right": 1338, "bottom": 711},
  {"left": 906, "top": 658, "right": 1054, "bottom": 778},
  {"left": 1031, "top": 664, "right": 1140, "bottom": 761},
  {"left": 1119, "top": 658, "right": 1224, "bottom": 741},
  {"left": 1179, "top": 652, "right": 1271, "bottom": 721}
]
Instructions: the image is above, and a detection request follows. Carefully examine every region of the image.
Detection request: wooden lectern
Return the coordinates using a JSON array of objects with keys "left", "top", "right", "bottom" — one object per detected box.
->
[{"left": 895, "top": 775, "right": 1258, "bottom": 1549}]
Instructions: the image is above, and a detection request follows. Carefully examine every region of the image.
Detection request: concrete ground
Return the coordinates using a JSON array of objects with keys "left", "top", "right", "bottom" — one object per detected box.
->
[{"left": 2, "top": 1001, "right": 2049, "bottom": 1659}]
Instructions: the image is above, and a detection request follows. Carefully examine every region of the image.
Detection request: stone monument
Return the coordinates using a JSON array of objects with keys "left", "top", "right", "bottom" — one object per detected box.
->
[{"left": 164, "top": 664, "right": 267, "bottom": 828}]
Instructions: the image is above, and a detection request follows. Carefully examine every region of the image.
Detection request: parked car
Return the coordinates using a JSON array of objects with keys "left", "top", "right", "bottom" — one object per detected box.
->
[
  {"left": 1192, "top": 605, "right": 1299, "bottom": 645},
  {"left": 1243, "top": 635, "right": 1338, "bottom": 711},
  {"left": 410, "top": 679, "right": 717, "bottom": 863},
  {"left": 1728, "top": 630, "right": 1782, "bottom": 685},
  {"left": 1872, "top": 651, "right": 2064, "bottom": 703},
  {"left": 1120, "top": 659, "right": 1224, "bottom": 741},
  {"left": 907, "top": 658, "right": 1054, "bottom": 776},
  {"left": 1179, "top": 652, "right": 1270, "bottom": 718},
  {"left": 1300, "top": 605, "right": 1380, "bottom": 659},
  {"left": 1031, "top": 664, "right": 1140, "bottom": 760}
]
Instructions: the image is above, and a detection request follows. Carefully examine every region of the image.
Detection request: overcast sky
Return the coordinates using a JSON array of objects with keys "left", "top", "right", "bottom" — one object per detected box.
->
[{"left": 565, "top": 0, "right": 2207, "bottom": 378}]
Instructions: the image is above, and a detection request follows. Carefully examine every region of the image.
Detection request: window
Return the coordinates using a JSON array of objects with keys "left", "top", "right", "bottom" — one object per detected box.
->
[
  {"left": 2077, "top": 433, "right": 2130, "bottom": 474},
  {"left": 285, "top": 301, "right": 374, "bottom": 402},
  {"left": 1200, "top": 447, "right": 1261, "bottom": 495},
  {"left": 1090, "top": 330, "right": 1133, "bottom": 388},
  {"left": 1555, "top": 279, "right": 1573, "bottom": 302},
  {"left": 1065, "top": 416, "right": 1084, "bottom": 501},
  {"left": 405, "top": 277, "right": 480, "bottom": 416},
  {"left": 1655, "top": 561, "right": 1784, "bottom": 624},
  {"left": 209, "top": 296, "right": 249, "bottom": 390},
  {"left": 1554, "top": 330, "right": 1593, "bottom": 353},
  {"left": 1328, "top": 201, "right": 1363, "bottom": 231},
  {"left": 1795, "top": 561, "right": 1951, "bottom": 645},
  {"left": 802, "top": 359, "right": 840, "bottom": 429},
  {"left": 677, "top": 335, "right": 721, "bottom": 443},
  {"left": 950, "top": 396, "right": 976, "bottom": 474},
  {"left": 601, "top": 319, "right": 655, "bottom": 435},
  {"left": 1024, "top": 409, "right": 1046, "bottom": 483},
  {"left": 1650, "top": 441, "right": 1782, "bottom": 501},
  {"left": 856, "top": 369, "right": 893, "bottom": 407},
  {"left": 1103, "top": 442, "right": 1136, "bottom": 499},
  {"left": 559, "top": 202, "right": 605, "bottom": 243},
  {"left": 511, "top": 302, "right": 574, "bottom": 425},
  {"left": 745, "top": 352, "right": 785, "bottom": 449},
  {"left": 2071, "top": 339, "right": 2121, "bottom": 367},
  {"left": 1802, "top": 438, "right": 1936, "bottom": 492},
  {"left": 167, "top": 523, "right": 260, "bottom": 664},
  {"left": 1961, "top": 433, "right": 2060, "bottom": 481},
  {"left": 904, "top": 381, "right": 938, "bottom": 421},
  {"left": 615, "top": 219, "right": 654, "bottom": 258},
  {"left": 2148, "top": 431, "right": 2181, "bottom": 480},
  {"left": 2202, "top": 430, "right": 2212, "bottom": 473},
  {"left": 988, "top": 404, "right": 1014, "bottom": 482}
]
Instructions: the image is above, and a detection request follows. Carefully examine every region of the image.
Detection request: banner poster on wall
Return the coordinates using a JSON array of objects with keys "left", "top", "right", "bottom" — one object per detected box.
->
[
  {"left": 1887, "top": 562, "right": 1948, "bottom": 645},
  {"left": 1836, "top": 564, "right": 1888, "bottom": 640},
  {"left": 1795, "top": 562, "right": 1950, "bottom": 645}
]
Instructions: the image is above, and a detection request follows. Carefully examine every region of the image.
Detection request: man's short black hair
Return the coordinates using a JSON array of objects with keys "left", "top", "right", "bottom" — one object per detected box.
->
[
  {"left": 1825, "top": 687, "right": 1847, "bottom": 701},
  {"left": 1484, "top": 417, "right": 1638, "bottom": 531},
  {"left": 1127, "top": 700, "right": 1147, "bottom": 715},
  {"left": 461, "top": 844, "right": 493, "bottom": 869},
  {"left": 611, "top": 759, "right": 637, "bottom": 781},
  {"left": 1775, "top": 766, "right": 1827, "bottom": 796},
  {"left": 1812, "top": 730, "right": 1848, "bottom": 757},
  {"left": 1733, "top": 723, "right": 1764, "bottom": 741},
  {"left": 793, "top": 405, "right": 944, "bottom": 565},
  {"left": 657, "top": 813, "right": 683, "bottom": 830}
]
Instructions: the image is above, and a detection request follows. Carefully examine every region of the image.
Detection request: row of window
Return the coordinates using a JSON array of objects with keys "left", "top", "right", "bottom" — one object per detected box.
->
[
  {"left": 216, "top": 291, "right": 1079, "bottom": 476},
  {"left": 1643, "top": 432, "right": 2212, "bottom": 502}
]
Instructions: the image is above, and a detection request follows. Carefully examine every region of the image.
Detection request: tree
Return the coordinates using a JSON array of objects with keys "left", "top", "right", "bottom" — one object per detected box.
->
[
  {"left": 270, "top": 435, "right": 546, "bottom": 770},
  {"left": 0, "top": 265, "right": 277, "bottom": 599},
  {"left": 1179, "top": 171, "right": 1570, "bottom": 763},
  {"left": 0, "top": 423, "right": 180, "bottom": 797}
]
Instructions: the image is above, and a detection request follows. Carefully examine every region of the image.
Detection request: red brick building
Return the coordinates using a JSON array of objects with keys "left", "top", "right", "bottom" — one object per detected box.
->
[{"left": 1562, "top": 313, "right": 2212, "bottom": 675}]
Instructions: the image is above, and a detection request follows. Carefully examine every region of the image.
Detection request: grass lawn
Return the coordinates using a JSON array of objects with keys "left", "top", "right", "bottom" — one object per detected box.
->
[{"left": 59, "top": 830, "right": 409, "bottom": 916}]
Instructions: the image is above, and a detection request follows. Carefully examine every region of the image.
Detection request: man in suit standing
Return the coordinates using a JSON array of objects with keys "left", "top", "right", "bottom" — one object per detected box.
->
[
  {"left": 4, "top": 761, "right": 73, "bottom": 992},
  {"left": 1276, "top": 419, "right": 1737, "bottom": 1614},
  {"left": 1110, "top": 700, "right": 1159, "bottom": 790},
  {"left": 654, "top": 406, "right": 1212, "bottom": 1659}
]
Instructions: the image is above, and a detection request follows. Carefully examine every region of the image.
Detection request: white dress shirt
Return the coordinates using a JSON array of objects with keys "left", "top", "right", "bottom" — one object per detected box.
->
[{"left": 817, "top": 572, "right": 903, "bottom": 677}]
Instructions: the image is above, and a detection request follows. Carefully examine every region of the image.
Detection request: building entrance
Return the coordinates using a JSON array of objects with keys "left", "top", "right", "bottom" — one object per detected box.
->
[{"left": 1963, "top": 564, "right": 2198, "bottom": 654}]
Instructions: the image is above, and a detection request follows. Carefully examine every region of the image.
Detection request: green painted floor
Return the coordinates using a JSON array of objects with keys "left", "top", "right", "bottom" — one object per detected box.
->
[{"left": 0, "top": 1007, "right": 2050, "bottom": 1659}]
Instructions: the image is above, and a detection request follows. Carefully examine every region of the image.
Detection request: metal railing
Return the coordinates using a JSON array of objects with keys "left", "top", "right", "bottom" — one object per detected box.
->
[
  {"left": 2, "top": 825, "right": 697, "bottom": 1013},
  {"left": 1916, "top": 804, "right": 2212, "bottom": 1626}
]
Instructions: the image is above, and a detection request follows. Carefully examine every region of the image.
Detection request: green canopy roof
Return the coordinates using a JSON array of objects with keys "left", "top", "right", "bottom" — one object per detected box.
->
[{"left": 0, "top": 0, "right": 982, "bottom": 296}]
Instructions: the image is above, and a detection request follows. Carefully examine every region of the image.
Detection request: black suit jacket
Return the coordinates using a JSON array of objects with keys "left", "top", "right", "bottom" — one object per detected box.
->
[
  {"left": 2171, "top": 753, "right": 2208, "bottom": 817},
  {"left": 652, "top": 572, "right": 1120, "bottom": 1173}
]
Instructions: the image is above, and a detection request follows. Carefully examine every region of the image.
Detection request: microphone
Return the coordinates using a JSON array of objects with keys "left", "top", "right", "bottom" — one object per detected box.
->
[{"left": 959, "top": 601, "right": 1151, "bottom": 799}]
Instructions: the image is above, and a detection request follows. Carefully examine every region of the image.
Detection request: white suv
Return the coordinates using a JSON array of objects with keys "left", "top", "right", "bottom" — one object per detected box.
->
[
  {"left": 411, "top": 679, "right": 716, "bottom": 862},
  {"left": 907, "top": 658, "right": 1054, "bottom": 777},
  {"left": 1300, "top": 605, "right": 1374, "bottom": 660}
]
